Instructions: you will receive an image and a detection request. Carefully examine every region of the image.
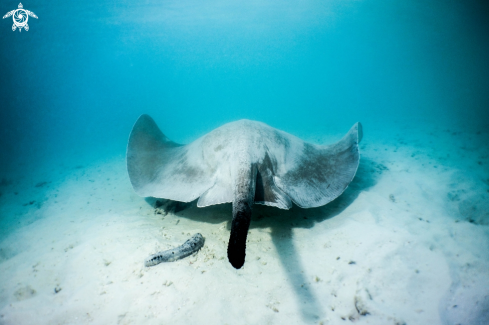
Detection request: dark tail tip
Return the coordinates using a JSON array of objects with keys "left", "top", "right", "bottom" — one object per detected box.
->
[
  {"left": 227, "top": 210, "right": 251, "bottom": 269},
  {"left": 228, "top": 243, "right": 246, "bottom": 269}
]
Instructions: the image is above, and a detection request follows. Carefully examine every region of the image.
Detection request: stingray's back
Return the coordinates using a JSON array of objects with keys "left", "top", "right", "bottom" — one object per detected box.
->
[{"left": 127, "top": 115, "right": 362, "bottom": 209}]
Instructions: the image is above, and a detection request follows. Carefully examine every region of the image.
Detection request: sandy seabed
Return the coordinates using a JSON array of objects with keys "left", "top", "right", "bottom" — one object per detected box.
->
[{"left": 0, "top": 123, "right": 488, "bottom": 325}]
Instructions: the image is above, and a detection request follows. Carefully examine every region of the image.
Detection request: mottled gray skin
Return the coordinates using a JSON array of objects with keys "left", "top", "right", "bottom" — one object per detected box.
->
[
  {"left": 127, "top": 115, "right": 362, "bottom": 269},
  {"left": 145, "top": 233, "right": 205, "bottom": 267}
]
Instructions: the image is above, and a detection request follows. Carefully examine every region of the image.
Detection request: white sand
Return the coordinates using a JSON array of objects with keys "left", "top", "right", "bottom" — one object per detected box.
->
[{"left": 0, "top": 124, "right": 488, "bottom": 325}]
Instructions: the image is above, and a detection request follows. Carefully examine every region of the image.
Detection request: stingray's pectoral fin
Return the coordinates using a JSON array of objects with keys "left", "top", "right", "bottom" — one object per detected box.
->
[
  {"left": 127, "top": 114, "right": 215, "bottom": 202},
  {"left": 227, "top": 163, "right": 257, "bottom": 269},
  {"left": 274, "top": 122, "right": 363, "bottom": 208}
]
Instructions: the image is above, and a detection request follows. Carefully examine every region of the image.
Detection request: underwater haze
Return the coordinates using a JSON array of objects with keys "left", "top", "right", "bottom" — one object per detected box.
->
[
  {"left": 1, "top": 0, "right": 488, "bottom": 168},
  {"left": 1, "top": 0, "right": 489, "bottom": 324}
]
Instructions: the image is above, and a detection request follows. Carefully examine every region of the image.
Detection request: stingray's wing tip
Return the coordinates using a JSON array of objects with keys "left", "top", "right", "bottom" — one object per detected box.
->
[
  {"left": 339, "top": 122, "right": 363, "bottom": 148},
  {"left": 126, "top": 114, "right": 174, "bottom": 195},
  {"left": 139, "top": 113, "right": 151, "bottom": 119},
  {"left": 355, "top": 122, "right": 363, "bottom": 143},
  {"left": 135, "top": 113, "right": 153, "bottom": 125}
]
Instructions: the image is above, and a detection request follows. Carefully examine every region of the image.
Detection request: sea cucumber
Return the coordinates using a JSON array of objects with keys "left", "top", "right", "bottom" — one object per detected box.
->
[{"left": 144, "top": 233, "right": 205, "bottom": 267}]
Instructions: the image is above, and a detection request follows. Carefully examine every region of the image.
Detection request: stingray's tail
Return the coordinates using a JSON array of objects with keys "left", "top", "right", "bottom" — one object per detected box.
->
[{"left": 228, "top": 163, "right": 257, "bottom": 269}]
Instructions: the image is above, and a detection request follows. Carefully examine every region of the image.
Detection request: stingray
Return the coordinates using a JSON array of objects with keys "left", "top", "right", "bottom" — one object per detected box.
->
[{"left": 127, "top": 115, "right": 363, "bottom": 269}]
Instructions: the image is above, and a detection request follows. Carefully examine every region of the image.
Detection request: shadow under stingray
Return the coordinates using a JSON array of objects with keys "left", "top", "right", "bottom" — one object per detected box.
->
[
  {"left": 253, "top": 157, "right": 379, "bottom": 321},
  {"left": 143, "top": 157, "right": 381, "bottom": 321}
]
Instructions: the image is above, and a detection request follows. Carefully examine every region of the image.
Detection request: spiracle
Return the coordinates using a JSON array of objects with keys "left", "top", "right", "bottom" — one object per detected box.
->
[{"left": 14, "top": 10, "right": 27, "bottom": 23}]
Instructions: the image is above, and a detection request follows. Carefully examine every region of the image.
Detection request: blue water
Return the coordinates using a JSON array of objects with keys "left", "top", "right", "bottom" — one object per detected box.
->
[
  {"left": 1, "top": 0, "right": 488, "bottom": 170},
  {"left": 1, "top": 0, "right": 489, "bottom": 324}
]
